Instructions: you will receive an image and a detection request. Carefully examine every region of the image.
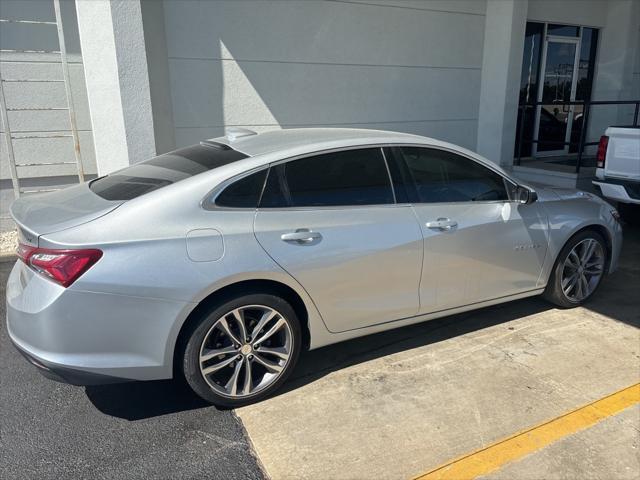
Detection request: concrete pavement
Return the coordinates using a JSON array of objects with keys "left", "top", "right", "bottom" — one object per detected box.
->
[{"left": 481, "top": 405, "right": 639, "bottom": 480}]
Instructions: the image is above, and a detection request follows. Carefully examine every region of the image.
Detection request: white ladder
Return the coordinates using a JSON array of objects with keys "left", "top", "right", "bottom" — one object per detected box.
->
[{"left": 0, "top": 0, "right": 85, "bottom": 203}]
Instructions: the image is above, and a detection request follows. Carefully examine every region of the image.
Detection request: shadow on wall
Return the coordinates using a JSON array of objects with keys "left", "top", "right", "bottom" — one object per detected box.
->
[{"left": 162, "top": 0, "right": 484, "bottom": 148}]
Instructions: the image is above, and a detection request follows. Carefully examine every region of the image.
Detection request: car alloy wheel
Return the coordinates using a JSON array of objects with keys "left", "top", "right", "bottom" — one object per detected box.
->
[
  {"left": 561, "top": 238, "right": 605, "bottom": 303},
  {"left": 198, "top": 305, "right": 293, "bottom": 398}
]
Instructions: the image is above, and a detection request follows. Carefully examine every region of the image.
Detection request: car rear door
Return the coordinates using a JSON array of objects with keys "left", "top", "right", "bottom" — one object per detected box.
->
[
  {"left": 253, "top": 147, "right": 423, "bottom": 333},
  {"left": 387, "top": 146, "right": 548, "bottom": 312}
]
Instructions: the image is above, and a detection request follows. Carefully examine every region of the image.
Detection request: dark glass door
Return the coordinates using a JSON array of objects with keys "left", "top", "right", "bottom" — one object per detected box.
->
[
  {"left": 534, "top": 39, "right": 579, "bottom": 154},
  {"left": 569, "top": 28, "right": 599, "bottom": 153},
  {"left": 515, "top": 24, "right": 599, "bottom": 162}
]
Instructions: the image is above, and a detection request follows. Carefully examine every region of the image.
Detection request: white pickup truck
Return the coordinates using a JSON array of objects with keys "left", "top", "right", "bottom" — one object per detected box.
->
[{"left": 592, "top": 126, "right": 640, "bottom": 221}]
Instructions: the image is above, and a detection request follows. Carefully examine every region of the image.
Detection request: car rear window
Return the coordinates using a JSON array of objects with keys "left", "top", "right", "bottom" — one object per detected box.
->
[{"left": 89, "top": 143, "right": 248, "bottom": 201}]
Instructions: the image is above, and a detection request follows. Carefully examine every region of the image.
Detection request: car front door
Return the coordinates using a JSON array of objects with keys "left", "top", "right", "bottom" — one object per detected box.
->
[
  {"left": 388, "top": 146, "right": 548, "bottom": 312},
  {"left": 253, "top": 147, "right": 423, "bottom": 333}
]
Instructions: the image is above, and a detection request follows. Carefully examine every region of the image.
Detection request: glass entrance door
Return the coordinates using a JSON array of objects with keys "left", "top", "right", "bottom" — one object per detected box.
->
[{"left": 533, "top": 38, "right": 580, "bottom": 156}]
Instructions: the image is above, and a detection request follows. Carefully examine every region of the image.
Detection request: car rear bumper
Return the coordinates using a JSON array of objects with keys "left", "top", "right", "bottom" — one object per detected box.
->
[
  {"left": 6, "top": 260, "right": 193, "bottom": 384},
  {"left": 11, "top": 337, "right": 131, "bottom": 385},
  {"left": 593, "top": 178, "right": 640, "bottom": 205}
]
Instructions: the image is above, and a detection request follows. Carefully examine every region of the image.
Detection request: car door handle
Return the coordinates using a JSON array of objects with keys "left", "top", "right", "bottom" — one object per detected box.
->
[
  {"left": 281, "top": 229, "right": 322, "bottom": 244},
  {"left": 426, "top": 218, "right": 458, "bottom": 231}
]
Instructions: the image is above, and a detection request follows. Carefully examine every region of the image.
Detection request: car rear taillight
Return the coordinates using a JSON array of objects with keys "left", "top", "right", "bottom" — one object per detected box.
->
[
  {"left": 17, "top": 243, "right": 102, "bottom": 287},
  {"left": 596, "top": 135, "right": 609, "bottom": 168}
]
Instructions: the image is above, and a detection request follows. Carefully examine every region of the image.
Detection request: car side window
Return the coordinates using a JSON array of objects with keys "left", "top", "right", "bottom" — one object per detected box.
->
[
  {"left": 260, "top": 166, "right": 289, "bottom": 208},
  {"left": 398, "top": 147, "right": 509, "bottom": 203},
  {"left": 215, "top": 169, "right": 267, "bottom": 208},
  {"left": 260, "top": 148, "right": 394, "bottom": 208}
]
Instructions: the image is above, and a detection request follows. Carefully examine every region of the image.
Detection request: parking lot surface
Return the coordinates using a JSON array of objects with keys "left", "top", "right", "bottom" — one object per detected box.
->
[{"left": 1, "top": 226, "right": 639, "bottom": 480}]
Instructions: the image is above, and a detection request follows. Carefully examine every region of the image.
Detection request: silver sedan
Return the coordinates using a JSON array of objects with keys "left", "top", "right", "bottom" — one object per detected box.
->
[{"left": 7, "top": 128, "right": 622, "bottom": 406}]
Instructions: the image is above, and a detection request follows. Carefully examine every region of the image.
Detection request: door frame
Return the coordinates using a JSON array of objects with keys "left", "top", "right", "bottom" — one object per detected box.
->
[{"left": 532, "top": 27, "right": 582, "bottom": 157}]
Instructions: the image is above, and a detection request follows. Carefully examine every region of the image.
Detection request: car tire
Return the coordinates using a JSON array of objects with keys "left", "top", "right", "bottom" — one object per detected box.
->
[
  {"left": 543, "top": 230, "right": 608, "bottom": 308},
  {"left": 181, "top": 293, "right": 301, "bottom": 407}
]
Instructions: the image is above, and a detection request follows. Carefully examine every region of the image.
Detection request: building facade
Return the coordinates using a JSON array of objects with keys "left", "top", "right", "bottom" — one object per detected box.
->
[{"left": 1, "top": 0, "right": 639, "bottom": 228}]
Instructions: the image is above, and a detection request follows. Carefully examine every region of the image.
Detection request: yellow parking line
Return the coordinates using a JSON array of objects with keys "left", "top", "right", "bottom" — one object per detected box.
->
[{"left": 414, "top": 383, "right": 640, "bottom": 480}]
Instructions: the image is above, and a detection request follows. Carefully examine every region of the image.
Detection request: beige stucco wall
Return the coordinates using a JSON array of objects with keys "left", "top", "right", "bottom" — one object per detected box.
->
[{"left": 161, "top": 0, "right": 487, "bottom": 151}]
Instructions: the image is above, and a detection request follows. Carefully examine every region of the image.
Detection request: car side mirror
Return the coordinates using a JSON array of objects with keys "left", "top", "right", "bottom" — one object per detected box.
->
[{"left": 515, "top": 185, "right": 538, "bottom": 205}]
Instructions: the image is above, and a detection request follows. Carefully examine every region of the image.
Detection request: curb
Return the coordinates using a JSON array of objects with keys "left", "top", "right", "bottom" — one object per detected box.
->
[{"left": 0, "top": 254, "right": 17, "bottom": 264}]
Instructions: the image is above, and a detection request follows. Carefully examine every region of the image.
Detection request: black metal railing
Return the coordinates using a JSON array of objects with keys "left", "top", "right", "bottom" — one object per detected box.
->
[{"left": 515, "top": 99, "right": 640, "bottom": 173}]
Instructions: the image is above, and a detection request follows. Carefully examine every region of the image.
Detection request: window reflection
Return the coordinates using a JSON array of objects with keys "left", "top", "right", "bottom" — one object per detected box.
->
[
  {"left": 538, "top": 41, "right": 577, "bottom": 152},
  {"left": 516, "top": 22, "right": 544, "bottom": 157},
  {"left": 570, "top": 28, "right": 598, "bottom": 153}
]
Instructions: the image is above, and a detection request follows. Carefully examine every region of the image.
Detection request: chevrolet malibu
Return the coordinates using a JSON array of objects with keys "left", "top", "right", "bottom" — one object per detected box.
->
[{"left": 7, "top": 128, "right": 622, "bottom": 406}]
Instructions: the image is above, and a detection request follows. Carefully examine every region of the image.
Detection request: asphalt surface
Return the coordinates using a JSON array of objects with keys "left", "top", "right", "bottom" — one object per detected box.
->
[{"left": 0, "top": 261, "right": 265, "bottom": 480}]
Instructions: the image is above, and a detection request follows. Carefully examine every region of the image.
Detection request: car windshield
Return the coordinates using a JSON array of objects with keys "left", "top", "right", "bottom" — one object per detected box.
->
[{"left": 89, "top": 143, "right": 248, "bottom": 201}]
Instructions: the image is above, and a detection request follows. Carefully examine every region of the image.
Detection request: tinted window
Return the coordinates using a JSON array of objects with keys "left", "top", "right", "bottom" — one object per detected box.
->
[
  {"left": 383, "top": 147, "right": 410, "bottom": 203},
  {"left": 215, "top": 169, "right": 267, "bottom": 208},
  {"left": 90, "top": 143, "right": 248, "bottom": 201},
  {"left": 260, "top": 167, "right": 289, "bottom": 208},
  {"left": 261, "top": 149, "right": 394, "bottom": 208},
  {"left": 399, "top": 147, "right": 508, "bottom": 203},
  {"left": 547, "top": 24, "right": 579, "bottom": 37}
]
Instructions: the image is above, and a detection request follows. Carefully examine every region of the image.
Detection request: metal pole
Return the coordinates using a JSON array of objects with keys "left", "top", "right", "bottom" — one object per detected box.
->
[
  {"left": 634, "top": 102, "right": 639, "bottom": 127},
  {"left": 53, "top": 0, "right": 85, "bottom": 182},
  {"left": 516, "top": 105, "right": 526, "bottom": 166},
  {"left": 0, "top": 80, "right": 20, "bottom": 198},
  {"left": 575, "top": 101, "right": 590, "bottom": 174}
]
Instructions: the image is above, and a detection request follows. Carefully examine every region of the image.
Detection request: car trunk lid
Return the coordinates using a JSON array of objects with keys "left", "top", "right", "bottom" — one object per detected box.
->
[{"left": 11, "top": 183, "right": 122, "bottom": 245}]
